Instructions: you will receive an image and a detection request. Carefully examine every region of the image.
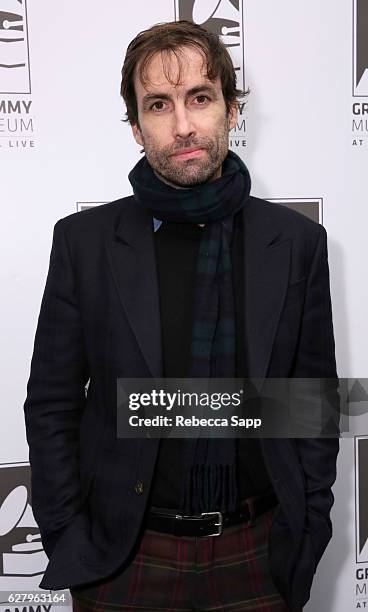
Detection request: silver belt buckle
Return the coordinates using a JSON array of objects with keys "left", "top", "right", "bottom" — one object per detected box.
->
[{"left": 200, "top": 511, "right": 223, "bottom": 536}]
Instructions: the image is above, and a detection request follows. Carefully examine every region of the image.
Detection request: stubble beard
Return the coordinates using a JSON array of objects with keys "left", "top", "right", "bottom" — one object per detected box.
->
[{"left": 141, "top": 119, "right": 231, "bottom": 188}]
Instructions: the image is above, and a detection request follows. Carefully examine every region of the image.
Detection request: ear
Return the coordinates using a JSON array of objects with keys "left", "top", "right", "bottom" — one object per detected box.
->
[
  {"left": 228, "top": 100, "right": 238, "bottom": 131},
  {"left": 131, "top": 122, "right": 143, "bottom": 147}
]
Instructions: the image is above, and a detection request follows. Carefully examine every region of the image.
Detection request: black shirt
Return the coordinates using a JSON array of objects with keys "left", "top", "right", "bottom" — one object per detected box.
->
[{"left": 147, "top": 210, "right": 273, "bottom": 510}]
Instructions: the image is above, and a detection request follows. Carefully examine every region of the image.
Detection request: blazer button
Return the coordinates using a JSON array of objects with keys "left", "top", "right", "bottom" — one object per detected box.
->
[{"left": 134, "top": 480, "right": 144, "bottom": 495}]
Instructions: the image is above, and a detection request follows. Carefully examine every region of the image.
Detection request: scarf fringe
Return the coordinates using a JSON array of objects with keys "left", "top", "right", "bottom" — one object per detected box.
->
[{"left": 181, "top": 463, "right": 238, "bottom": 515}]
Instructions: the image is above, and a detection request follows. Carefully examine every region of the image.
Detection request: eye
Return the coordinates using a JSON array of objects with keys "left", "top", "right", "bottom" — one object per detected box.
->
[
  {"left": 195, "top": 95, "right": 210, "bottom": 104},
  {"left": 150, "top": 101, "right": 165, "bottom": 112}
]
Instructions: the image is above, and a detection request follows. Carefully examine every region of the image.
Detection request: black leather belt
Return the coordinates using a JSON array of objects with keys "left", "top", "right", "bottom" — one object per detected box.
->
[{"left": 145, "top": 492, "right": 278, "bottom": 537}]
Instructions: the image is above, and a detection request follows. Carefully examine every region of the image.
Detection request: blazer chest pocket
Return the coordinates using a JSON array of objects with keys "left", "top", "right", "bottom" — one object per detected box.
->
[{"left": 283, "top": 276, "right": 306, "bottom": 309}]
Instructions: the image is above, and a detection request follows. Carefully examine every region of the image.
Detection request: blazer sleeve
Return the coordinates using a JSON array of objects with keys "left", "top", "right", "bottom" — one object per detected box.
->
[
  {"left": 23, "top": 219, "right": 90, "bottom": 558},
  {"left": 291, "top": 225, "right": 340, "bottom": 567}
]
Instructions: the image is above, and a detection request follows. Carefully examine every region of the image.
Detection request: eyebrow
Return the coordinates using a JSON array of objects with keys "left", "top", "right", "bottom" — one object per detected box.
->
[{"left": 141, "top": 84, "right": 218, "bottom": 109}]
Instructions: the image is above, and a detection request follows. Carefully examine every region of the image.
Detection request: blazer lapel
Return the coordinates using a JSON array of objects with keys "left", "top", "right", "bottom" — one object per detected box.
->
[
  {"left": 243, "top": 200, "right": 291, "bottom": 381},
  {"left": 105, "top": 197, "right": 163, "bottom": 379}
]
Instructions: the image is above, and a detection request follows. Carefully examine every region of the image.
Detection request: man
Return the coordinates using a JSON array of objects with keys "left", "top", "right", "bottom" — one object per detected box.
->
[{"left": 24, "top": 20, "right": 339, "bottom": 612}]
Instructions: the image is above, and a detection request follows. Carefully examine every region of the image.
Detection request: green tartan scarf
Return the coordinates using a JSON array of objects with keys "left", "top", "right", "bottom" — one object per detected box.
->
[{"left": 129, "top": 149, "right": 251, "bottom": 514}]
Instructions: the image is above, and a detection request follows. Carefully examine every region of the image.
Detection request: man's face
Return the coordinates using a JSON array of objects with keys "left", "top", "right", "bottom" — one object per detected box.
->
[{"left": 131, "top": 45, "right": 237, "bottom": 188}]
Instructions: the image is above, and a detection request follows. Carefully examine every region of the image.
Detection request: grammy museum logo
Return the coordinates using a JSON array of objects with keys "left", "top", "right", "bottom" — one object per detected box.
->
[
  {"left": 0, "top": 0, "right": 35, "bottom": 150},
  {"left": 352, "top": 0, "right": 368, "bottom": 146},
  {"left": 77, "top": 201, "right": 106, "bottom": 212},
  {"left": 355, "top": 437, "right": 368, "bottom": 564},
  {"left": 174, "top": 0, "right": 247, "bottom": 149},
  {"left": 0, "top": 0, "right": 30, "bottom": 93},
  {"left": 355, "top": 437, "right": 368, "bottom": 608},
  {"left": 353, "top": 0, "right": 368, "bottom": 97},
  {"left": 76, "top": 199, "right": 322, "bottom": 224},
  {"left": 0, "top": 463, "right": 48, "bottom": 592},
  {"left": 268, "top": 198, "right": 322, "bottom": 224}
]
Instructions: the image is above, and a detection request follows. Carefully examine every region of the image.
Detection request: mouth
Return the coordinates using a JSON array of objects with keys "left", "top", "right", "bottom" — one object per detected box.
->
[{"left": 171, "top": 147, "right": 205, "bottom": 160}]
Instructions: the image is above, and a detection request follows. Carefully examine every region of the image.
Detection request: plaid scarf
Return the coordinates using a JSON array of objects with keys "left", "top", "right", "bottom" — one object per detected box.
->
[{"left": 128, "top": 150, "right": 251, "bottom": 514}]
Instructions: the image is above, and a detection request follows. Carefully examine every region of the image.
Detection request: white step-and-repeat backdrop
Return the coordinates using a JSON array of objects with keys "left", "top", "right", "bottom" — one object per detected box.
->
[{"left": 1, "top": 1, "right": 367, "bottom": 611}]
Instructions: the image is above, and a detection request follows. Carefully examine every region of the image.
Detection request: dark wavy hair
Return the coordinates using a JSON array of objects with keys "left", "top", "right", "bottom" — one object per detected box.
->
[{"left": 120, "top": 20, "right": 249, "bottom": 128}]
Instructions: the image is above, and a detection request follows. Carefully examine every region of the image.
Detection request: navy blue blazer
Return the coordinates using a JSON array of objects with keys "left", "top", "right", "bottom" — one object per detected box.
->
[{"left": 23, "top": 194, "right": 339, "bottom": 612}]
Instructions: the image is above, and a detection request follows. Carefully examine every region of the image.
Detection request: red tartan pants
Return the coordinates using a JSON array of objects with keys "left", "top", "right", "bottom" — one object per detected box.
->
[{"left": 70, "top": 505, "right": 290, "bottom": 611}]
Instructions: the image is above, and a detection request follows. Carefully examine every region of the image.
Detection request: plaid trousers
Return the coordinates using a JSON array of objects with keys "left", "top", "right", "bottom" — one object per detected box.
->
[{"left": 71, "top": 505, "right": 290, "bottom": 612}]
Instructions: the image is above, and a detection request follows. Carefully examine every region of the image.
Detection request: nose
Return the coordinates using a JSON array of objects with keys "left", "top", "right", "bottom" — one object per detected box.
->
[{"left": 172, "top": 103, "right": 195, "bottom": 141}]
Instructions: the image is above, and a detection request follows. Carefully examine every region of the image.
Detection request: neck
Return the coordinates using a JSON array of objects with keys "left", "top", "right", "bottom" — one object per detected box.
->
[
  {"left": 128, "top": 149, "right": 250, "bottom": 226},
  {"left": 152, "top": 165, "right": 223, "bottom": 227}
]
